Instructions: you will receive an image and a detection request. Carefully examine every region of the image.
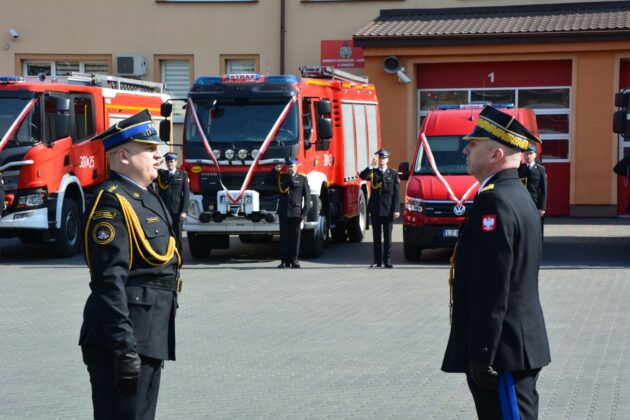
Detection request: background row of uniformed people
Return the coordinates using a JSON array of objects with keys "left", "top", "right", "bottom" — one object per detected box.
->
[{"left": 155, "top": 152, "right": 189, "bottom": 250}]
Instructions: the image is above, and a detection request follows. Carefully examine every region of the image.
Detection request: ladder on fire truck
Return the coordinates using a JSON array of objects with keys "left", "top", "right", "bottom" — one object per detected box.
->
[
  {"left": 299, "top": 66, "right": 368, "bottom": 84},
  {"left": 23, "top": 72, "right": 165, "bottom": 93}
]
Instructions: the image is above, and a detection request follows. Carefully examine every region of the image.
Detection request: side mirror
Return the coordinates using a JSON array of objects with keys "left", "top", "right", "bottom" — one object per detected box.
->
[
  {"left": 398, "top": 162, "right": 410, "bottom": 180},
  {"left": 161, "top": 102, "right": 173, "bottom": 118},
  {"left": 317, "top": 117, "right": 332, "bottom": 140},
  {"left": 317, "top": 99, "right": 331, "bottom": 115},
  {"left": 159, "top": 119, "right": 171, "bottom": 143}
]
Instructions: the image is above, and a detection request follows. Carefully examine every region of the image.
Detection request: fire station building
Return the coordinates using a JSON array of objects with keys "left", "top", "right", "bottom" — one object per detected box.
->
[{"left": 354, "top": 1, "right": 630, "bottom": 217}]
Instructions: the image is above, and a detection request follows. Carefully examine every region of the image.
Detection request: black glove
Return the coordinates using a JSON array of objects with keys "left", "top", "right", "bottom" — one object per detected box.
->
[
  {"left": 113, "top": 351, "right": 141, "bottom": 396},
  {"left": 469, "top": 363, "right": 498, "bottom": 390}
]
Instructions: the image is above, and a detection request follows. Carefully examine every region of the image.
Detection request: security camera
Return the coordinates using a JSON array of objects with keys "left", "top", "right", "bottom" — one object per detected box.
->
[
  {"left": 397, "top": 70, "right": 412, "bottom": 84},
  {"left": 9, "top": 29, "right": 18, "bottom": 40}
]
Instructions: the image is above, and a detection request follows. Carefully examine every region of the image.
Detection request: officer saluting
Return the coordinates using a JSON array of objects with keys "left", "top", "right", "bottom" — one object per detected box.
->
[
  {"left": 359, "top": 149, "right": 400, "bottom": 268},
  {"left": 265, "top": 158, "right": 310, "bottom": 268},
  {"left": 442, "top": 106, "right": 550, "bottom": 420},
  {"left": 156, "top": 152, "right": 190, "bottom": 250},
  {"left": 79, "top": 109, "right": 181, "bottom": 420}
]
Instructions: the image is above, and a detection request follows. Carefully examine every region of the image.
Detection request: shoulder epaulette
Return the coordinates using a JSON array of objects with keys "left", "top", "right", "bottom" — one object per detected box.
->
[
  {"left": 298, "top": 172, "right": 307, "bottom": 177},
  {"left": 480, "top": 183, "right": 495, "bottom": 193},
  {"left": 107, "top": 184, "right": 118, "bottom": 193}
]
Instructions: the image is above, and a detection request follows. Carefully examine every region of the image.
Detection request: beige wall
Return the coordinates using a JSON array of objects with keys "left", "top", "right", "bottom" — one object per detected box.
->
[{"left": 0, "top": 0, "right": 613, "bottom": 77}]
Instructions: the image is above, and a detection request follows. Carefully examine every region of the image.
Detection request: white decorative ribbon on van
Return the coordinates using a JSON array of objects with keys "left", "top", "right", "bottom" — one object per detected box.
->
[
  {"left": 419, "top": 132, "right": 478, "bottom": 206},
  {"left": 0, "top": 98, "right": 38, "bottom": 153},
  {"left": 187, "top": 96, "right": 297, "bottom": 204}
]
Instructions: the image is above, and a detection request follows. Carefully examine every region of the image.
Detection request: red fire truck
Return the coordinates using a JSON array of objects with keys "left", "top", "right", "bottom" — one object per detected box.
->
[
  {"left": 181, "top": 67, "right": 381, "bottom": 258},
  {"left": 398, "top": 105, "right": 539, "bottom": 261},
  {"left": 0, "top": 73, "right": 170, "bottom": 257}
]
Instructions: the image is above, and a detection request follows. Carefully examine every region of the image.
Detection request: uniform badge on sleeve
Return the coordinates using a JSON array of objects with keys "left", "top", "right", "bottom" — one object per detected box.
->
[
  {"left": 92, "top": 222, "right": 115, "bottom": 245},
  {"left": 481, "top": 215, "right": 497, "bottom": 232}
]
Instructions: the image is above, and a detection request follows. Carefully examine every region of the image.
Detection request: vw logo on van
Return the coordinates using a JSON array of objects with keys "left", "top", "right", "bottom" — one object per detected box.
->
[{"left": 453, "top": 204, "right": 466, "bottom": 216}]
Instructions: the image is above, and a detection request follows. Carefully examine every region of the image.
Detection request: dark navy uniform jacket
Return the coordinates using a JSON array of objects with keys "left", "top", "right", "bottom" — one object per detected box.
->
[
  {"left": 265, "top": 168, "right": 310, "bottom": 218},
  {"left": 358, "top": 167, "right": 400, "bottom": 218},
  {"left": 442, "top": 169, "right": 551, "bottom": 373},
  {"left": 156, "top": 168, "right": 190, "bottom": 215},
  {"left": 518, "top": 162, "right": 547, "bottom": 211},
  {"left": 79, "top": 172, "right": 180, "bottom": 361}
]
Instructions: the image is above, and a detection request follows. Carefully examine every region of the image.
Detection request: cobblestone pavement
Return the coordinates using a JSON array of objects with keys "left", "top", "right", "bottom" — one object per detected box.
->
[{"left": 1, "top": 218, "right": 629, "bottom": 419}]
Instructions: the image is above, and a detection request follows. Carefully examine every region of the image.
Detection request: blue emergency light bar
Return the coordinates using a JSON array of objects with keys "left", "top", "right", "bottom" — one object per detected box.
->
[
  {"left": 437, "top": 103, "right": 514, "bottom": 110},
  {"left": 0, "top": 76, "right": 24, "bottom": 83},
  {"left": 193, "top": 74, "right": 298, "bottom": 86}
]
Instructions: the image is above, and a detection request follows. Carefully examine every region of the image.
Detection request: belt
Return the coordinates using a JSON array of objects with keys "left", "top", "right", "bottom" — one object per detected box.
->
[{"left": 127, "top": 277, "right": 183, "bottom": 294}]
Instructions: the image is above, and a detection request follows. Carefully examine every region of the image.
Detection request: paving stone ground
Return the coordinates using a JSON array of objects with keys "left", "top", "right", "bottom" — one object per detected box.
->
[{"left": 1, "top": 217, "right": 629, "bottom": 419}]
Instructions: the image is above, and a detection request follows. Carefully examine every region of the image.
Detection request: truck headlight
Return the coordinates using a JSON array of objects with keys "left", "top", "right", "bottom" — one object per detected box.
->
[
  {"left": 405, "top": 196, "right": 423, "bottom": 213},
  {"left": 224, "top": 149, "right": 235, "bottom": 160},
  {"left": 238, "top": 149, "right": 248, "bottom": 160},
  {"left": 188, "top": 201, "right": 201, "bottom": 219},
  {"left": 16, "top": 189, "right": 47, "bottom": 209},
  {"left": 251, "top": 148, "right": 259, "bottom": 158}
]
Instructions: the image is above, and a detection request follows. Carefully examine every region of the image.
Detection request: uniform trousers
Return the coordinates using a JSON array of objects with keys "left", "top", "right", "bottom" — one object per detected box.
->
[
  {"left": 169, "top": 212, "right": 183, "bottom": 251},
  {"left": 279, "top": 216, "right": 301, "bottom": 264},
  {"left": 82, "top": 348, "right": 162, "bottom": 420},
  {"left": 371, "top": 215, "right": 393, "bottom": 264},
  {"left": 466, "top": 368, "right": 541, "bottom": 420}
]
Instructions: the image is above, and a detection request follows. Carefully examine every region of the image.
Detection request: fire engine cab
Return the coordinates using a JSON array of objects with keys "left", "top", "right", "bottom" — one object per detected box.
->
[
  {"left": 398, "top": 105, "right": 539, "bottom": 261},
  {"left": 0, "top": 73, "right": 170, "bottom": 257},
  {"left": 182, "top": 67, "right": 382, "bottom": 258}
]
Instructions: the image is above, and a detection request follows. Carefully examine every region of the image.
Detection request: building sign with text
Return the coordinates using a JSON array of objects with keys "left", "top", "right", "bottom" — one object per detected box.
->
[{"left": 320, "top": 40, "right": 364, "bottom": 69}]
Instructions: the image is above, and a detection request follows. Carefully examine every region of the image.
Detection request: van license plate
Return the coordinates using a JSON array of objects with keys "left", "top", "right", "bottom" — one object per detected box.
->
[{"left": 443, "top": 229, "right": 458, "bottom": 238}]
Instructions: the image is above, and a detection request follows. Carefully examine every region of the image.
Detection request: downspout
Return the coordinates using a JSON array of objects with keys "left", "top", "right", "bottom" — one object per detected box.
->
[{"left": 280, "top": 0, "right": 285, "bottom": 74}]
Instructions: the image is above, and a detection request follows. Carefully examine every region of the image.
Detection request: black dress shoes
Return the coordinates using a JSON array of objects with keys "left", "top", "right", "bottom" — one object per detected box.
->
[
  {"left": 290, "top": 261, "right": 301, "bottom": 268},
  {"left": 370, "top": 262, "right": 382, "bottom": 268},
  {"left": 384, "top": 263, "right": 393, "bottom": 268},
  {"left": 277, "top": 262, "right": 286, "bottom": 268}
]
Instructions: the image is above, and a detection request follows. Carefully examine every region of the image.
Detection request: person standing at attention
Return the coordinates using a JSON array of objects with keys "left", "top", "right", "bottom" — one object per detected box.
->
[
  {"left": 359, "top": 149, "right": 400, "bottom": 268},
  {"left": 156, "top": 152, "right": 190, "bottom": 250},
  {"left": 442, "top": 105, "right": 551, "bottom": 420},
  {"left": 79, "top": 110, "right": 182, "bottom": 420},
  {"left": 265, "top": 158, "right": 310, "bottom": 268}
]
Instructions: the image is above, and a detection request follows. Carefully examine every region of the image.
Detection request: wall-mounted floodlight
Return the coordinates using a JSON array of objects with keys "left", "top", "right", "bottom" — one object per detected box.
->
[
  {"left": 383, "top": 55, "right": 411, "bottom": 84},
  {"left": 9, "top": 28, "right": 19, "bottom": 40}
]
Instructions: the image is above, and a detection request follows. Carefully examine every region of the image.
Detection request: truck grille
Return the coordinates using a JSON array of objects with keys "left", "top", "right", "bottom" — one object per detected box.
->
[{"left": 423, "top": 201, "right": 473, "bottom": 217}]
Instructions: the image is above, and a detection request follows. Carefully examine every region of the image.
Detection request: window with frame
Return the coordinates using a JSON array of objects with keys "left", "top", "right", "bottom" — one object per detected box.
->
[
  {"left": 23, "top": 60, "right": 109, "bottom": 77},
  {"left": 417, "top": 87, "right": 571, "bottom": 162},
  {"left": 221, "top": 55, "right": 259, "bottom": 75},
  {"left": 73, "top": 96, "right": 95, "bottom": 143},
  {"left": 159, "top": 59, "right": 192, "bottom": 123}
]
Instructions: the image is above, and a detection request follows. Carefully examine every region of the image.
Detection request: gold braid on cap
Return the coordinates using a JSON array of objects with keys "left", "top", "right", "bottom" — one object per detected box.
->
[
  {"left": 115, "top": 193, "right": 181, "bottom": 269},
  {"left": 476, "top": 116, "right": 530, "bottom": 151}
]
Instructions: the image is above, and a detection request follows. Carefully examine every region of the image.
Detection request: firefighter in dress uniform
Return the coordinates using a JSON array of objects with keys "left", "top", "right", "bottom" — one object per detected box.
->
[
  {"left": 156, "top": 152, "right": 189, "bottom": 251},
  {"left": 441, "top": 106, "right": 551, "bottom": 420},
  {"left": 359, "top": 149, "right": 400, "bottom": 268},
  {"left": 79, "top": 109, "right": 182, "bottom": 420},
  {"left": 518, "top": 144, "right": 548, "bottom": 233},
  {"left": 265, "top": 158, "right": 310, "bottom": 268}
]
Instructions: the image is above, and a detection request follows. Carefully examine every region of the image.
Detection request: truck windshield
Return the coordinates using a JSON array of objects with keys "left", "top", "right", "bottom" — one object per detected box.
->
[
  {"left": 414, "top": 135, "right": 469, "bottom": 175},
  {"left": 0, "top": 97, "right": 41, "bottom": 148},
  {"left": 185, "top": 97, "right": 298, "bottom": 145}
]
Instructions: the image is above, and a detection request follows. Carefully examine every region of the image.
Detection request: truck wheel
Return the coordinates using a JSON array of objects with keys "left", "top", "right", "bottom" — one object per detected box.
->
[
  {"left": 403, "top": 239, "right": 422, "bottom": 261},
  {"left": 188, "top": 232, "right": 211, "bottom": 259},
  {"left": 51, "top": 198, "right": 80, "bottom": 258},
  {"left": 299, "top": 197, "right": 327, "bottom": 258},
  {"left": 346, "top": 191, "right": 367, "bottom": 242}
]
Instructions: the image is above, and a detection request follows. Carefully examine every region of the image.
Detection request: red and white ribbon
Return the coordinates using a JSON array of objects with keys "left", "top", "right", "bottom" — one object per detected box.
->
[
  {"left": 187, "top": 96, "right": 297, "bottom": 204},
  {"left": 419, "top": 132, "right": 478, "bottom": 205},
  {"left": 0, "top": 98, "right": 38, "bottom": 153}
]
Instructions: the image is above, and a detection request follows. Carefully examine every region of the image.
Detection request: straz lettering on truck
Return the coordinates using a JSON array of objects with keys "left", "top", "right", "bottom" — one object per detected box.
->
[
  {"left": 0, "top": 73, "right": 169, "bottom": 257},
  {"left": 181, "top": 67, "right": 382, "bottom": 259}
]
